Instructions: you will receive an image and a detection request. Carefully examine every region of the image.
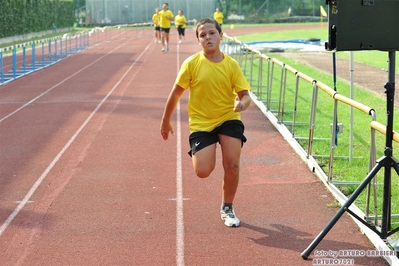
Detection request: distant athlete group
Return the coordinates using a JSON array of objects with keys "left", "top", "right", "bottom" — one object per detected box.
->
[
  {"left": 152, "top": 3, "right": 185, "bottom": 52},
  {"left": 152, "top": 3, "right": 224, "bottom": 52}
]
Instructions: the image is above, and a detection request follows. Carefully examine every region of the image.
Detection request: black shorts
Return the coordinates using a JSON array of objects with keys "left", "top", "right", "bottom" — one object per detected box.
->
[
  {"left": 177, "top": 27, "right": 185, "bottom": 36},
  {"left": 155, "top": 26, "right": 161, "bottom": 31},
  {"left": 160, "top": 27, "right": 170, "bottom": 33},
  {"left": 188, "top": 120, "right": 246, "bottom": 157}
]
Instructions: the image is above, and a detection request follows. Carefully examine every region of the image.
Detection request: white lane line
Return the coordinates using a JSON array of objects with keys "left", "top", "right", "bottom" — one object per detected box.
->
[
  {"left": 0, "top": 42, "right": 126, "bottom": 124},
  {"left": 0, "top": 42, "right": 151, "bottom": 237},
  {"left": 175, "top": 43, "right": 185, "bottom": 266}
]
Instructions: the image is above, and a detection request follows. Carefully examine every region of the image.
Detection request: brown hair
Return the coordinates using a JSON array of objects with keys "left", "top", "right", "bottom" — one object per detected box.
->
[{"left": 195, "top": 17, "right": 221, "bottom": 38}]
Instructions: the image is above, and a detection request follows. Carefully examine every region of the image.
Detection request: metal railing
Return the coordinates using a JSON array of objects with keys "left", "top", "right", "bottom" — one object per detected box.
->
[
  {"left": 222, "top": 33, "right": 399, "bottom": 233},
  {"left": 0, "top": 21, "right": 198, "bottom": 86},
  {"left": 222, "top": 35, "right": 384, "bottom": 183},
  {"left": 0, "top": 23, "right": 156, "bottom": 86},
  {"left": 221, "top": 35, "right": 399, "bottom": 185},
  {"left": 0, "top": 33, "right": 89, "bottom": 85}
]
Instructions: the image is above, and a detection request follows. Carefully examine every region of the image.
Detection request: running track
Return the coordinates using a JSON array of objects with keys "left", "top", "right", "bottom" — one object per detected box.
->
[{"left": 0, "top": 26, "right": 390, "bottom": 265}]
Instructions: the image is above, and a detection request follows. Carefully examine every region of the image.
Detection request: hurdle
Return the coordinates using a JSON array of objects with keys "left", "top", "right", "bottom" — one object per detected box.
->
[{"left": 0, "top": 32, "right": 89, "bottom": 86}]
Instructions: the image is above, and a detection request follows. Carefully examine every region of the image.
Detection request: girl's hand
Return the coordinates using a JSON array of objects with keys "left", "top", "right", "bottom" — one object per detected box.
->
[
  {"left": 160, "top": 120, "right": 174, "bottom": 140},
  {"left": 234, "top": 96, "right": 243, "bottom": 112}
]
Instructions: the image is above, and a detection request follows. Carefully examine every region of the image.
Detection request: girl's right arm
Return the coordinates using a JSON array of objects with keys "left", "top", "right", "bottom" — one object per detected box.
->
[{"left": 160, "top": 84, "right": 185, "bottom": 140}]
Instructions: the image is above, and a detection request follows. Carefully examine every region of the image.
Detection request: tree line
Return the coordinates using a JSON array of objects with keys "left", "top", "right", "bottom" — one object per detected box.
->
[
  {"left": 216, "top": 0, "right": 326, "bottom": 22},
  {"left": 0, "top": 0, "right": 75, "bottom": 39}
]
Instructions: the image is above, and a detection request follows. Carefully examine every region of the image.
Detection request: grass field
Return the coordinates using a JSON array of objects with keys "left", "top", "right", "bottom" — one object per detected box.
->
[{"left": 234, "top": 24, "right": 399, "bottom": 70}]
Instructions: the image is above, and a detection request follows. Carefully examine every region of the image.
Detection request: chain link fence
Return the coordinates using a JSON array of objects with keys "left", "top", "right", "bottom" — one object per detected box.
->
[{"left": 84, "top": 0, "right": 215, "bottom": 25}]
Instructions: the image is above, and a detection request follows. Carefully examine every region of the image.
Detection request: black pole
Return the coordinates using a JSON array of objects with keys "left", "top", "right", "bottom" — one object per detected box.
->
[{"left": 381, "top": 51, "right": 396, "bottom": 238}]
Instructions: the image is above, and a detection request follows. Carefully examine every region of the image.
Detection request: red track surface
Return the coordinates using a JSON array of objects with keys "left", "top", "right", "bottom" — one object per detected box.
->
[{"left": 0, "top": 26, "right": 390, "bottom": 265}]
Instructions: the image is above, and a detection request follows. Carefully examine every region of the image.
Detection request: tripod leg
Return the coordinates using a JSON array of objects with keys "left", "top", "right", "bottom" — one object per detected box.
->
[
  {"left": 381, "top": 156, "right": 399, "bottom": 238},
  {"left": 392, "top": 157, "right": 399, "bottom": 176},
  {"left": 301, "top": 160, "right": 384, "bottom": 259},
  {"left": 381, "top": 163, "right": 392, "bottom": 238}
]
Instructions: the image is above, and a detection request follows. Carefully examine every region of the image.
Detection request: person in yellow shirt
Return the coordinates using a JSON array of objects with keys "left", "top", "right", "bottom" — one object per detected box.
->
[
  {"left": 213, "top": 8, "right": 224, "bottom": 27},
  {"left": 152, "top": 7, "right": 161, "bottom": 43},
  {"left": 175, "top": 10, "right": 187, "bottom": 43},
  {"left": 158, "top": 2, "right": 174, "bottom": 52},
  {"left": 160, "top": 17, "right": 251, "bottom": 227}
]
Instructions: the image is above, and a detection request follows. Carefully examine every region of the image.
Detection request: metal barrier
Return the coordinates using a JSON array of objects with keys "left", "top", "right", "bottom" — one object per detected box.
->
[
  {"left": 0, "top": 21, "right": 197, "bottom": 86},
  {"left": 366, "top": 121, "right": 399, "bottom": 225},
  {"left": 0, "top": 22, "right": 154, "bottom": 85},
  {"left": 222, "top": 33, "right": 399, "bottom": 240},
  {"left": 0, "top": 33, "right": 89, "bottom": 85},
  {"left": 221, "top": 34, "right": 399, "bottom": 185}
]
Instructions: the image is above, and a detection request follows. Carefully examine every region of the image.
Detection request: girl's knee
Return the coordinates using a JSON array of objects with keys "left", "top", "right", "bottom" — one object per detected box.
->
[
  {"left": 196, "top": 171, "right": 210, "bottom": 178},
  {"left": 224, "top": 162, "right": 240, "bottom": 175},
  {"left": 194, "top": 166, "right": 214, "bottom": 178}
]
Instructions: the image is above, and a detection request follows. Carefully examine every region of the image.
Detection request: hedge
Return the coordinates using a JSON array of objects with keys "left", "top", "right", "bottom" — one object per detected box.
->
[{"left": 0, "top": 0, "right": 75, "bottom": 39}]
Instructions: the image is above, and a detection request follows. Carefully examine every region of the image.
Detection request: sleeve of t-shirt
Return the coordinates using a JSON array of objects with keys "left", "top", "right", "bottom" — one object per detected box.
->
[
  {"left": 175, "top": 60, "right": 191, "bottom": 89},
  {"left": 232, "top": 60, "right": 250, "bottom": 93}
]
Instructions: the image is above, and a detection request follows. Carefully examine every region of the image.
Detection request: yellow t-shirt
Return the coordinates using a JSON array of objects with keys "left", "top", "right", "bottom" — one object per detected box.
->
[
  {"left": 152, "top": 13, "right": 160, "bottom": 27},
  {"left": 176, "top": 52, "right": 250, "bottom": 133},
  {"left": 213, "top": 12, "right": 224, "bottom": 25},
  {"left": 159, "top": 10, "right": 174, "bottom": 28},
  {"left": 175, "top": 15, "right": 187, "bottom": 28}
]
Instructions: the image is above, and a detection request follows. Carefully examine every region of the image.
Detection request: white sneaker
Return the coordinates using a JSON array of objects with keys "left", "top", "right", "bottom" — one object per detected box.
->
[
  {"left": 178, "top": 40, "right": 182, "bottom": 44},
  {"left": 220, "top": 205, "right": 240, "bottom": 227},
  {"left": 162, "top": 47, "right": 165, "bottom": 52},
  {"left": 166, "top": 43, "right": 169, "bottom": 51}
]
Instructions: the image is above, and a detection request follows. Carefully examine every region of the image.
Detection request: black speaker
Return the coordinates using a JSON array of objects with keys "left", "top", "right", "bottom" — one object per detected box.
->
[{"left": 325, "top": 0, "right": 399, "bottom": 51}]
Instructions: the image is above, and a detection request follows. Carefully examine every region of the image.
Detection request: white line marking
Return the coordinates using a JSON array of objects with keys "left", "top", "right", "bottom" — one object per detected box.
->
[
  {"left": 169, "top": 198, "right": 189, "bottom": 201},
  {"left": 0, "top": 42, "right": 151, "bottom": 236},
  {"left": 0, "top": 42, "right": 126, "bottom": 124},
  {"left": 175, "top": 43, "right": 185, "bottom": 266}
]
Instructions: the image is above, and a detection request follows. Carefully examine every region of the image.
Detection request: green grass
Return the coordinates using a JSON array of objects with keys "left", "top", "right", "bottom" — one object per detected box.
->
[
  {"left": 234, "top": 27, "right": 399, "bottom": 70},
  {"left": 337, "top": 50, "right": 399, "bottom": 71},
  {"left": 224, "top": 22, "right": 322, "bottom": 28},
  {"left": 236, "top": 28, "right": 326, "bottom": 42}
]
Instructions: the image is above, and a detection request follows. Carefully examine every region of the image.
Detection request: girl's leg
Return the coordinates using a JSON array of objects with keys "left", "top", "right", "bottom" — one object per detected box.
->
[
  {"left": 157, "top": 31, "right": 161, "bottom": 42},
  {"left": 178, "top": 28, "right": 182, "bottom": 42},
  {"left": 161, "top": 31, "right": 165, "bottom": 47},
  {"left": 218, "top": 134, "right": 241, "bottom": 203},
  {"left": 192, "top": 143, "right": 217, "bottom": 178},
  {"left": 165, "top": 32, "right": 170, "bottom": 50},
  {"left": 178, "top": 29, "right": 182, "bottom": 42}
]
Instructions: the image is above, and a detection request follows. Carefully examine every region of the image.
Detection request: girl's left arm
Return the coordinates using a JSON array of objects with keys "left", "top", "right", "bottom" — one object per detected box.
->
[{"left": 234, "top": 90, "right": 251, "bottom": 112}]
